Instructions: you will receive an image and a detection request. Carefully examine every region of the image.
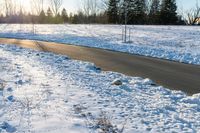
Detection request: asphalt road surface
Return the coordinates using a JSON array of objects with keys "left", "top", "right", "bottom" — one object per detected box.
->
[{"left": 0, "top": 38, "right": 200, "bottom": 95}]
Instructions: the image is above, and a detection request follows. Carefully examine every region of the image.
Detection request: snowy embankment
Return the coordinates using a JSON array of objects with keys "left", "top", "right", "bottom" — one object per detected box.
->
[
  {"left": 0, "top": 24, "right": 200, "bottom": 65},
  {"left": 1, "top": 44, "right": 200, "bottom": 133}
]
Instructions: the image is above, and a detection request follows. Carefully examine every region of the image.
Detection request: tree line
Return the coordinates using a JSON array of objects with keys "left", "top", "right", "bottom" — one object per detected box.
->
[
  {"left": 0, "top": 7, "right": 70, "bottom": 24},
  {"left": 0, "top": 0, "right": 199, "bottom": 25},
  {"left": 107, "top": 0, "right": 185, "bottom": 25},
  {"left": 0, "top": 0, "right": 108, "bottom": 24}
]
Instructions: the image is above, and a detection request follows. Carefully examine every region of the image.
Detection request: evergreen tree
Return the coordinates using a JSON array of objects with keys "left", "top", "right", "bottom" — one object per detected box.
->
[
  {"left": 149, "top": 0, "right": 161, "bottom": 24},
  {"left": 61, "top": 8, "right": 68, "bottom": 23},
  {"left": 54, "top": 13, "right": 63, "bottom": 24},
  {"left": 133, "top": 0, "right": 146, "bottom": 24},
  {"left": 47, "top": 7, "right": 53, "bottom": 23},
  {"left": 160, "top": 0, "right": 178, "bottom": 24},
  {"left": 72, "top": 11, "right": 85, "bottom": 24},
  {"left": 120, "top": 0, "right": 132, "bottom": 24},
  {"left": 69, "top": 13, "right": 73, "bottom": 23},
  {"left": 150, "top": 0, "right": 160, "bottom": 14},
  {"left": 39, "top": 10, "right": 46, "bottom": 24},
  {"left": 107, "top": 0, "right": 119, "bottom": 24},
  {"left": 122, "top": 0, "right": 146, "bottom": 24},
  {"left": 77, "top": 11, "right": 85, "bottom": 23},
  {"left": 47, "top": 7, "right": 53, "bottom": 17}
]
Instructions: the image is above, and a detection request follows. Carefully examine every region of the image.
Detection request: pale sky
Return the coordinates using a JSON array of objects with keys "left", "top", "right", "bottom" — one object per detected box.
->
[
  {"left": 2, "top": 0, "right": 198, "bottom": 14},
  {"left": 177, "top": 0, "right": 199, "bottom": 10},
  {"left": 62, "top": 0, "right": 79, "bottom": 13}
]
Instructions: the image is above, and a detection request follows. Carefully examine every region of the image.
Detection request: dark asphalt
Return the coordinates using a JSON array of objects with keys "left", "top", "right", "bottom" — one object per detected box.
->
[{"left": 0, "top": 38, "right": 200, "bottom": 95}]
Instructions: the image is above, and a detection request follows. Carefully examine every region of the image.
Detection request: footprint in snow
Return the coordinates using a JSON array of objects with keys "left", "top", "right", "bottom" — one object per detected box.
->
[
  {"left": 7, "top": 87, "right": 13, "bottom": 92},
  {"left": 15, "top": 80, "right": 23, "bottom": 85},
  {"left": 120, "top": 85, "right": 132, "bottom": 92},
  {"left": 1, "top": 122, "right": 16, "bottom": 133},
  {"left": 7, "top": 96, "right": 15, "bottom": 102},
  {"left": 15, "top": 80, "right": 30, "bottom": 85}
]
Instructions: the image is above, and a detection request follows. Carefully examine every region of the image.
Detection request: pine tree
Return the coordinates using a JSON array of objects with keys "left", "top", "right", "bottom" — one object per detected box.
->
[
  {"left": 160, "top": 0, "right": 178, "bottom": 24},
  {"left": 122, "top": 0, "right": 146, "bottom": 24},
  {"left": 120, "top": 0, "right": 134, "bottom": 24},
  {"left": 132, "top": 0, "right": 146, "bottom": 24},
  {"left": 54, "top": 13, "right": 63, "bottom": 24},
  {"left": 61, "top": 8, "right": 68, "bottom": 23},
  {"left": 107, "top": 0, "right": 119, "bottom": 24},
  {"left": 149, "top": 0, "right": 161, "bottom": 24},
  {"left": 47, "top": 7, "right": 53, "bottom": 23},
  {"left": 39, "top": 10, "right": 46, "bottom": 24},
  {"left": 150, "top": 0, "right": 160, "bottom": 15},
  {"left": 69, "top": 13, "right": 73, "bottom": 23},
  {"left": 47, "top": 7, "right": 53, "bottom": 17},
  {"left": 124, "top": 0, "right": 134, "bottom": 24}
]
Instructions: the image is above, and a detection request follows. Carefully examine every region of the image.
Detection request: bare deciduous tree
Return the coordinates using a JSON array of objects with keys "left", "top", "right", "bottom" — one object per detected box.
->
[
  {"left": 182, "top": 0, "right": 200, "bottom": 25},
  {"left": 82, "top": 0, "right": 99, "bottom": 16},
  {"left": 49, "top": 0, "right": 63, "bottom": 16},
  {"left": 4, "top": 0, "right": 17, "bottom": 16},
  {"left": 100, "top": 0, "right": 109, "bottom": 11},
  {"left": 187, "top": 3, "right": 200, "bottom": 24},
  {"left": 30, "top": 0, "right": 44, "bottom": 15}
]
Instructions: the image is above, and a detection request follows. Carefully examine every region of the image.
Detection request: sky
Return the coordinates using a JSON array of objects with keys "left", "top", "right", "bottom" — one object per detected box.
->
[
  {"left": 177, "top": 0, "right": 198, "bottom": 10},
  {"left": 1, "top": 0, "right": 198, "bottom": 14},
  {"left": 63, "top": 0, "right": 79, "bottom": 13}
]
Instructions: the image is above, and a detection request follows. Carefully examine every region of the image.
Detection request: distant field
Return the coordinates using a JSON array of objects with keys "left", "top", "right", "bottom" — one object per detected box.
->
[{"left": 0, "top": 24, "right": 200, "bottom": 65}]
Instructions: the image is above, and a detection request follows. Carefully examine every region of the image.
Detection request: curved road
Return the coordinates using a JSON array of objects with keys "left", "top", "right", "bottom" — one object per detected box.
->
[{"left": 0, "top": 38, "right": 200, "bottom": 95}]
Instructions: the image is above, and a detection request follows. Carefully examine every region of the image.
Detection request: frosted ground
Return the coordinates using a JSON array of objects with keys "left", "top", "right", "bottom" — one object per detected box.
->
[
  {"left": 0, "top": 24, "right": 200, "bottom": 65},
  {"left": 1, "top": 44, "right": 200, "bottom": 133}
]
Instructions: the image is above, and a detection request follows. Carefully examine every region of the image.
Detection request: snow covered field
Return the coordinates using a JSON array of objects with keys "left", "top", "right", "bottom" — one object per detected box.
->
[
  {"left": 0, "top": 24, "right": 200, "bottom": 65},
  {"left": 1, "top": 44, "right": 200, "bottom": 133}
]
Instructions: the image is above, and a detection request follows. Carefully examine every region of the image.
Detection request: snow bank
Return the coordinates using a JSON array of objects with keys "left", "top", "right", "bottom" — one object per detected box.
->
[
  {"left": 0, "top": 44, "right": 200, "bottom": 132},
  {"left": 0, "top": 24, "right": 200, "bottom": 65}
]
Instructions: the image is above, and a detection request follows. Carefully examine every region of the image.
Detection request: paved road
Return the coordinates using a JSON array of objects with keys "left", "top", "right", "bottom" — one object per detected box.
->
[{"left": 0, "top": 38, "right": 200, "bottom": 95}]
